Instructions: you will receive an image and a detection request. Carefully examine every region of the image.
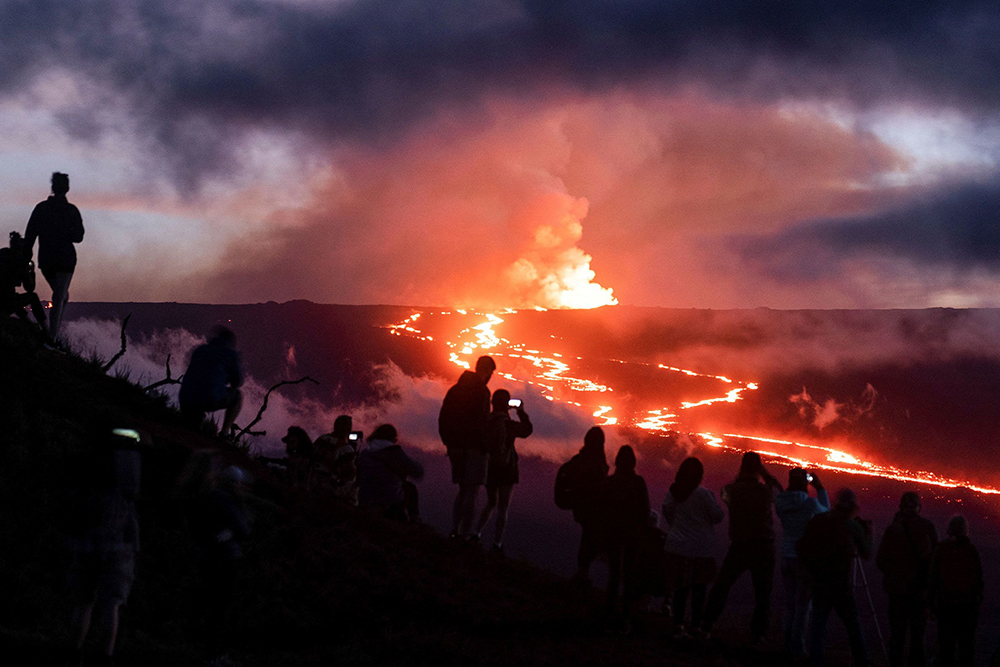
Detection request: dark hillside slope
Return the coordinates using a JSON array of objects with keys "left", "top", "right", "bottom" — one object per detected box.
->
[{"left": 0, "top": 318, "right": 763, "bottom": 666}]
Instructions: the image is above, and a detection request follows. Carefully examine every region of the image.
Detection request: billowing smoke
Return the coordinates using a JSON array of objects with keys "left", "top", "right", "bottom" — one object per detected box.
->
[{"left": 789, "top": 384, "right": 878, "bottom": 430}]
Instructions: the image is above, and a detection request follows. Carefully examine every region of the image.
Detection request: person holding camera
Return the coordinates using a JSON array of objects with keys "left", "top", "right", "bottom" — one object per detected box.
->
[
  {"left": 24, "top": 171, "right": 84, "bottom": 338},
  {"left": 798, "top": 488, "right": 874, "bottom": 667},
  {"left": 701, "top": 451, "right": 783, "bottom": 644},
  {"left": 473, "top": 389, "right": 533, "bottom": 555},
  {"left": 877, "top": 491, "right": 938, "bottom": 667},
  {"left": 776, "top": 468, "right": 830, "bottom": 656}
]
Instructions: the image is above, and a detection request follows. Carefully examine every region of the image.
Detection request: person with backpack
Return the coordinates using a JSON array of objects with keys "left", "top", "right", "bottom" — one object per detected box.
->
[
  {"left": 357, "top": 424, "right": 424, "bottom": 522},
  {"left": 877, "top": 491, "right": 938, "bottom": 667},
  {"left": 930, "top": 515, "right": 983, "bottom": 667},
  {"left": 66, "top": 421, "right": 144, "bottom": 667},
  {"left": 24, "top": 171, "right": 84, "bottom": 338},
  {"left": 661, "top": 457, "right": 724, "bottom": 638},
  {"left": 439, "top": 356, "right": 495, "bottom": 540},
  {"left": 701, "top": 451, "right": 782, "bottom": 644},
  {"left": 473, "top": 389, "right": 532, "bottom": 555},
  {"left": 603, "top": 445, "right": 650, "bottom": 632},
  {"left": 776, "top": 468, "right": 829, "bottom": 655},
  {"left": 556, "top": 426, "right": 609, "bottom": 584},
  {"left": 798, "top": 488, "right": 874, "bottom": 667}
]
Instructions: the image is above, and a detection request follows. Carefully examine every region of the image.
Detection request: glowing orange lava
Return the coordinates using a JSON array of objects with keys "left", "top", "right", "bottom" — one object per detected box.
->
[{"left": 385, "top": 310, "right": 1000, "bottom": 496}]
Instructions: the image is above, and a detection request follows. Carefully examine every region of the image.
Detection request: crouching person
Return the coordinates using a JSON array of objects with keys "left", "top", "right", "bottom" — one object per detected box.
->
[
  {"left": 66, "top": 422, "right": 145, "bottom": 667},
  {"left": 357, "top": 424, "right": 424, "bottom": 522}
]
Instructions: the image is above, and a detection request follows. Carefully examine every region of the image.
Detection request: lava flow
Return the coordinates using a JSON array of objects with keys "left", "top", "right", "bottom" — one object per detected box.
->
[{"left": 386, "top": 310, "right": 1000, "bottom": 496}]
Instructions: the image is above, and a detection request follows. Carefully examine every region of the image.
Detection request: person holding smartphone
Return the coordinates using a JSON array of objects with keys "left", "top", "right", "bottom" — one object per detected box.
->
[
  {"left": 472, "top": 389, "right": 532, "bottom": 554},
  {"left": 776, "top": 468, "right": 830, "bottom": 656}
]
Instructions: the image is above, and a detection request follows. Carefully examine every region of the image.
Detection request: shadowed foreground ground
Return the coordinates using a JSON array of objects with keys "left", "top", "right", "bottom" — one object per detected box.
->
[{"left": 0, "top": 317, "right": 812, "bottom": 666}]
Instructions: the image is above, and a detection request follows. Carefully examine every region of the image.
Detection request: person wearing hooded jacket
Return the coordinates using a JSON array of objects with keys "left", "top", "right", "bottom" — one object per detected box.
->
[
  {"left": 566, "top": 426, "right": 610, "bottom": 583},
  {"left": 776, "top": 468, "right": 829, "bottom": 655},
  {"left": 603, "top": 445, "right": 650, "bottom": 631},
  {"left": 357, "top": 424, "right": 425, "bottom": 521},
  {"left": 661, "top": 456, "right": 724, "bottom": 636},
  {"left": 877, "top": 491, "right": 938, "bottom": 667}
]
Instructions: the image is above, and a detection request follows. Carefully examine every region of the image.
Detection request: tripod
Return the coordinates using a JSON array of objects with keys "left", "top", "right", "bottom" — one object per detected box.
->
[{"left": 854, "top": 557, "right": 889, "bottom": 663}]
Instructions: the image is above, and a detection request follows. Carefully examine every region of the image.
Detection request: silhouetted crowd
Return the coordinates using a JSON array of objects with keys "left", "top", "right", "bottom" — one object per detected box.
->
[{"left": 3, "top": 177, "right": 985, "bottom": 666}]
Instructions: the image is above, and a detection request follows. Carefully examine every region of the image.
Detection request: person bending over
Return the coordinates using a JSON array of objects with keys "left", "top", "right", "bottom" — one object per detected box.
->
[{"left": 179, "top": 326, "right": 244, "bottom": 439}]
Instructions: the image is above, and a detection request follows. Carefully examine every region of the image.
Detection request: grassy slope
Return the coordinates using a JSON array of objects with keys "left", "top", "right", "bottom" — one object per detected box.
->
[{"left": 0, "top": 318, "right": 762, "bottom": 666}]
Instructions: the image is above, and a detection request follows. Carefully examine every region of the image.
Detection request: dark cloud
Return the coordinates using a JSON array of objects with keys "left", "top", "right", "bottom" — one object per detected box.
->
[
  {"left": 3, "top": 0, "right": 1000, "bottom": 187},
  {"left": 736, "top": 180, "right": 1000, "bottom": 280}
]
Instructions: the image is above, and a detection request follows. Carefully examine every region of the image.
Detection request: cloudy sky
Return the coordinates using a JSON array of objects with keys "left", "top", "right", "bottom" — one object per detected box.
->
[{"left": 3, "top": 0, "right": 1000, "bottom": 309}]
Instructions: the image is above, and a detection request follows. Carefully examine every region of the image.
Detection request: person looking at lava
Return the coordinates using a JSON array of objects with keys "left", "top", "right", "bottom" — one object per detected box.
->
[
  {"left": 0, "top": 231, "right": 48, "bottom": 335},
  {"left": 439, "top": 355, "right": 495, "bottom": 541},
  {"left": 555, "top": 426, "right": 609, "bottom": 585},
  {"left": 930, "top": 514, "right": 983, "bottom": 667},
  {"left": 877, "top": 491, "right": 938, "bottom": 667},
  {"left": 798, "top": 488, "right": 874, "bottom": 667},
  {"left": 700, "top": 451, "right": 782, "bottom": 644},
  {"left": 472, "top": 389, "right": 533, "bottom": 555},
  {"left": 603, "top": 445, "right": 650, "bottom": 634},
  {"left": 776, "top": 468, "right": 830, "bottom": 656},
  {"left": 179, "top": 326, "right": 245, "bottom": 441}
]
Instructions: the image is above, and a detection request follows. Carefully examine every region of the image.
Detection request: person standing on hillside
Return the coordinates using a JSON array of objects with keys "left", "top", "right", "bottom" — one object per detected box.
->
[
  {"left": 877, "top": 491, "right": 939, "bottom": 667},
  {"left": 603, "top": 445, "right": 650, "bottom": 633},
  {"left": 700, "top": 452, "right": 783, "bottom": 644},
  {"left": 439, "top": 355, "right": 495, "bottom": 541},
  {"left": 661, "top": 456, "right": 725, "bottom": 638},
  {"left": 930, "top": 515, "right": 983, "bottom": 667},
  {"left": 473, "top": 389, "right": 533, "bottom": 555},
  {"left": 556, "top": 426, "right": 609, "bottom": 584},
  {"left": 179, "top": 326, "right": 245, "bottom": 440},
  {"left": 798, "top": 488, "right": 874, "bottom": 667},
  {"left": 24, "top": 171, "right": 84, "bottom": 339},
  {"left": 776, "top": 468, "right": 830, "bottom": 656}
]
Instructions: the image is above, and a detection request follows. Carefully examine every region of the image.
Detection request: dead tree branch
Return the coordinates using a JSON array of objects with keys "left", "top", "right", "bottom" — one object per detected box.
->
[
  {"left": 234, "top": 376, "right": 319, "bottom": 442},
  {"left": 101, "top": 314, "right": 131, "bottom": 373},
  {"left": 144, "top": 354, "right": 184, "bottom": 392}
]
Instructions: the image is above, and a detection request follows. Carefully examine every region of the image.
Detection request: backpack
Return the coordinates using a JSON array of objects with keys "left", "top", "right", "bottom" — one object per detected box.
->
[{"left": 554, "top": 456, "right": 580, "bottom": 510}]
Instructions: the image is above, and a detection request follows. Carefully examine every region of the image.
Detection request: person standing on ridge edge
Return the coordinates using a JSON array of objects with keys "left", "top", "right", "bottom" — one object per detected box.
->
[
  {"left": 24, "top": 171, "right": 84, "bottom": 339},
  {"left": 439, "top": 355, "right": 495, "bottom": 540}
]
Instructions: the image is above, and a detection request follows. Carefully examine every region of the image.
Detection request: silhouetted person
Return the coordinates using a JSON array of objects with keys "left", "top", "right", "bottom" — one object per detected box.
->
[
  {"left": 877, "top": 491, "right": 938, "bottom": 667},
  {"left": 0, "top": 231, "right": 47, "bottom": 334},
  {"left": 439, "top": 355, "right": 495, "bottom": 539},
  {"left": 24, "top": 171, "right": 83, "bottom": 338},
  {"left": 280, "top": 426, "right": 315, "bottom": 489},
  {"left": 315, "top": 415, "right": 358, "bottom": 503},
  {"left": 662, "top": 457, "right": 724, "bottom": 638},
  {"left": 473, "top": 389, "right": 533, "bottom": 554},
  {"left": 701, "top": 451, "right": 782, "bottom": 643},
  {"left": 66, "top": 422, "right": 143, "bottom": 667},
  {"left": 357, "top": 424, "right": 424, "bottom": 521},
  {"left": 603, "top": 445, "right": 649, "bottom": 632},
  {"left": 179, "top": 326, "right": 244, "bottom": 439},
  {"left": 192, "top": 464, "right": 251, "bottom": 664},
  {"left": 798, "top": 488, "right": 873, "bottom": 667},
  {"left": 776, "top": 468, "right": 829, "bottom": 655},
  {"left": 559, "top": 426, "right": 609, "bottom": 584},
  {"left": 930, "top": 515, "right": 983, "bottom": 667}
]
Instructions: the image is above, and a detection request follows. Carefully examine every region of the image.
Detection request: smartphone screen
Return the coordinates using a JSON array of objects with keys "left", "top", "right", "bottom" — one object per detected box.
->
[
  {"left": 508, "top": 398, "right": 522, "bottom": 408},
  {"left": 348, "top": 431, "right": 363, "bottom": 443}
]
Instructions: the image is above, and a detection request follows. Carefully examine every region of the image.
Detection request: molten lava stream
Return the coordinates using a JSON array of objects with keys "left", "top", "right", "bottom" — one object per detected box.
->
[{"left": 384, "top": 310, "right": 1000, "bottom": 497}]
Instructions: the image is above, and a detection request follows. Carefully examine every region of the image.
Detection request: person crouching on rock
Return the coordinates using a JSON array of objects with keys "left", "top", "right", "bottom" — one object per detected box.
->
[{"left": 357, "top": 424, "right": 424, "bottom": 522}]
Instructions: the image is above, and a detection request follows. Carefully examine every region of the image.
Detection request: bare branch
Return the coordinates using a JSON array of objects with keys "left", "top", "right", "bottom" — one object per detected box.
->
[
  {"left": 101, "top": 314, "right": 131, "bottom": 373},
  {"left": 234, "top": 376, "right": 319, "bottom": 442},
  {"left": 144, "top": 353, "right": 184, "bottom": 392}
]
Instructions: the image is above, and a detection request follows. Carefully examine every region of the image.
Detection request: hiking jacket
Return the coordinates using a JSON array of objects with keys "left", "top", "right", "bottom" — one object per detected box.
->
[
  {"left": 929, "top": 536, "right": 984, "bottom": 608},
  {"left": 798, "top": 508, "right": 873, "bottom": 592},
  {"left": 570, "top": 450, "right": 609, "bottom": 525},
  {"left": 662, "top": 486, "right": 725, "bottom": 558},
  {"left": 486, "top": 410, "right": 533, "bottom": 486},
  {"left": 776, "top": 488, "right": 830, "bottom": 559},
  {"left": 604, "top": 470, "right": 650, "bottom": 540},
  {"left": 25, "top": 195, "right": 84, "bottom": 273},
  {"left": 876, "top": 509, "right": 938, "bottom": 596},
  {"left": 438, "top": 371, "right": 490, "bottom": 451},
  {"left": 722, "top": 475, "right": 778, "bottom": 543},
  {"left": 357, "top": 439, "right": 424, "bottom": 508},
  {"left": 179, "top": 340, "right": 244, "bottom": 407}
]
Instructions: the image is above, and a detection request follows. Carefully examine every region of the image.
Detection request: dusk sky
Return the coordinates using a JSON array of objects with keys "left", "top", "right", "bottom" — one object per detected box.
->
[{"left": 2, "top": 0, "right": 1000, "bottom": 309}]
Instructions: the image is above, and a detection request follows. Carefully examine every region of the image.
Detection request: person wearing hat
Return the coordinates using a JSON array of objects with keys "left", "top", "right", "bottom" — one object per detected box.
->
[
  {"left": 798, "top": 488, "right": 874, "bottom": 667},
  {"left": 877, "top": 491, "right": 939, "bottom": 667},
  {"left": 280, "top": 426, "right": 315, "bottom": 489}
]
